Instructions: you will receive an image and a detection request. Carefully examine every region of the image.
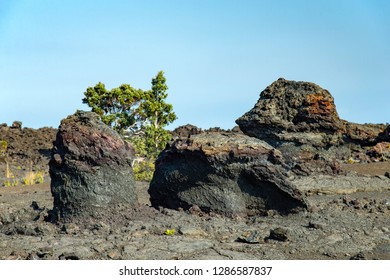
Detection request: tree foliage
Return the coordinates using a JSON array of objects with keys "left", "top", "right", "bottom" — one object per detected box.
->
[
  {"left": 138, "top": 71, "right": 177, "bottom": 156},
  {"left": 82, "top": 71, "right": 177, "bottom": 180},
  {"left": 82, "top": 82, "right": 145, "bottom": 133}
]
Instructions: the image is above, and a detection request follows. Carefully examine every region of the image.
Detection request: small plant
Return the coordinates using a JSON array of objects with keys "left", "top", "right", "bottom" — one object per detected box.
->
[
  {"left": 11, "top": 176, "right": 19, "bottom": 187},
  {"left": 0, "top": 140, "right": 7, "bottom": 154},
  {"left": 3, "top": 176, "right": 19, "bottom": 188},
  {"left": 347, "top": 157, "right": 359, "bottom": 164},
  {"left": 22, "top": 170, "right": 44, "bottom": 185},
  {"left": 132, "top": 159, "right": 155, "bottom": 181},
  {"left": 36, "top": 171, "right": 45, "bottom": 184},
  {"left": 164, "top": 229, "right": 175, "bottom": 236},
  {"left": 12, "top": 180, "right": 19, "bottom": 187},
  {"left": 22, "top": 172, "right": 35, "bottom": 185}
]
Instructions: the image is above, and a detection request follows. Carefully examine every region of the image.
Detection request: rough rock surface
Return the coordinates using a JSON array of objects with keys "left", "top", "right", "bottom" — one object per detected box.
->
[
  {"left": 1, "top": 179, "right": 389, "bottom": 260},
  {"left": 0, "top": 123, "right": 56, "bottom": 168},
  {"left": 236, "top": 78, "right": 343, "bottom": 147},
  {"left": 292, "top": 174, "right": 390, "bottom": 195},
  {"left": 49, "top": 111, "right": 136, "bottom": 221},
  {"left": 149, "top": 132, "right": 308, "bottom": 215},
  {"left": 378, "top": 125, "right": 390, "bottom": 142},
  {"left": 171, "top": 124, "right": 243, "bottom": 140},
  {"left": 236, "top": 78, "right": 390, "bottom": 173},
  {"left": 343, "top": 122, "right": 387, "bottom": 145},
  {"left": 171, "top": 124, "right": 202, "bottom": 139}
]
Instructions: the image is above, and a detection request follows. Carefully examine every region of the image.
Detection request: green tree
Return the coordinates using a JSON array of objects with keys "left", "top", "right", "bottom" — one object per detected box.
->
[
  {"left": 138, "top": 71, "right": 177, "bottom": 156},
  {"left": 82, "top": 82, "right": 145, "bottom": 133},
  {"left": 82, "top": 71, "right": 177, "bottom": 180}
]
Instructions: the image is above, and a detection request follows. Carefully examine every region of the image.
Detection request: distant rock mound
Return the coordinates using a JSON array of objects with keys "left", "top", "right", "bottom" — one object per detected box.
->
[
  {"left": 343, "top": 121, "right": 387, "bottom": 145},
  {"left": 171, "top": 124, "right": 202, "bottom": 139},
  {"left": 149, "top": 132, "right": 309, "bottom": 215},
  {"left": 171, "top": 124, "right": 242, "bottom": 140},
  {"left": 49, "top": 111, "right": 137, "bottom": 221},
  {"left": 0, "top": 122, "right": 56, "bottom": 169}
]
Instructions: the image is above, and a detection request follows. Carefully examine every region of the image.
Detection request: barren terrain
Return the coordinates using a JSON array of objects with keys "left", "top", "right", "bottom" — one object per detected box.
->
[{"left": 1, "top": 162, "right": 389, "bottom": 260}]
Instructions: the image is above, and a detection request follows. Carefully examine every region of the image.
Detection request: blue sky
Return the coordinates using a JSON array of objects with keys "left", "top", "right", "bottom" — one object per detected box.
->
[{"left": 1, "top": 0, "right": 389, "bottom": 129}]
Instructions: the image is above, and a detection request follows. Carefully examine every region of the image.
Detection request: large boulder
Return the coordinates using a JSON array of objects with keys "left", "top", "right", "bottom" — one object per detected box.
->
[
  {"left": 49, "top": 111, "right": 137, "bottom": 221},
  {"left": 236, "top": 78, "right": 390, "bottom": 172},
  {"left": 236, "top": 78, "right": 343, "bottom": 147},
  {"left": 148, "top": 132, "right": 309, "bottom": 215}
]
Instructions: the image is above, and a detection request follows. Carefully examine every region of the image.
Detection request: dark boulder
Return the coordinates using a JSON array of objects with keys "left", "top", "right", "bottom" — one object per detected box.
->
[
  {"left": 236, "top": 78, "right": 343, "bottom": 147},
  {"left": 171, "top": 124, "right": 202, "bottom": 139},
  {"left": 11, "top": 121, "right": 23, "bottom": 129},
  {"left": 49, "top": 111, "right": 136, "bottom": 221},
  {"left": 149, "top": 132, "right": 309, "bottom": 215},
  {"left": 236, "top": 78, "right": 390, "bottom": 171},
  {"left": 376, "top": 124, "right": 390, "bottom": 142}
]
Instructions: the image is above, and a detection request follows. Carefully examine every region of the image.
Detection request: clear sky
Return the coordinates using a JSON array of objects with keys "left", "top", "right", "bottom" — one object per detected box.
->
[{"left": 1, "top": 0, "right": 389, "bottom": 129}]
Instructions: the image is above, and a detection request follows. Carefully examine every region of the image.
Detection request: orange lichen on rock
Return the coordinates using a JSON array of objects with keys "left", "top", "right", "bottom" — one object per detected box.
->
[{"left": 305, "top": 94, "right": 336, "bottom": 116}]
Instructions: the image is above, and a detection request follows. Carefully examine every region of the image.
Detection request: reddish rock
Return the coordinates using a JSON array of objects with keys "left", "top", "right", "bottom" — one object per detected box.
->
[
  {"left": 236, "top": 78, "right": 343, "bottom": 146},
  {"left": 49, "top": 111, "right": 137, "bottom": 221},
  {"left": 236, "top": 78, "right": 389, "bottom": 172},
  {"left": 367, "top": 142, "right": 390, "bottom": 160},
  {"left": 342, "top": 121, "right": 387, "bottom": 145}
]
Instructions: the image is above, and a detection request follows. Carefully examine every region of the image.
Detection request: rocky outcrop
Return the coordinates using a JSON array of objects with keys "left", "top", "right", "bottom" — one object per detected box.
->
[
  {"left": 236, "top": 78, "right": 343, "bottom": 147},
  {"left": 343, "top": 121, "right": 387, "bottom": 145},
  {"left": 0, "top": 123, "right": 57, "bottom": 168},
  {"left": 379, "top": 125, "right": 390, "bottom": 141},
  {"left": 171, "top": 124, "right": 242, "bottom": 140},
  {"left": 149, "top": 132, "right": 309, "bottom": 215},
  {"left": 236, "top": 78, "right": 390, "bottom": 171},
  {"left": 171, "top": 124, "right": 202, "bottom": 139},
  {"left": 49, "top": 111, "right": 137, "bottom": 221}
]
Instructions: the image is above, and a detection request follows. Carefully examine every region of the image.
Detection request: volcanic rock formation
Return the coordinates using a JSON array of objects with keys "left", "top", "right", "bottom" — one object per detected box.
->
[
  {"left": 236, "top": 78, "right": 343, "bottom": 147},
  {"left": 171, "top": 124, "right": 203, "bottom": 139},
  {"left": 0, "top": 123, "right": 56, "bottom": 168},
  {"left": 236, "top": 78, "right": 390, "bottom": 172},
  {"left": 49, "top": 111, "right": 137, "bottom": 221},
  {"left": 149, "top": 132, "right": 309, "bottom": 215}
]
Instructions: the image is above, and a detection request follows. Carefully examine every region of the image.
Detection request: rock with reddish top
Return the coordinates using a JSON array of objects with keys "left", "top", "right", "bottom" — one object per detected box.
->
[
  {"left": 236, "top": 78, "right": 390, "bottom": 172},
  {"left": 49, "top": 111, "right": 137, "bottom": 222},
  {"left": 236, "top": 78, "right": 343, "bottom": 147}
]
